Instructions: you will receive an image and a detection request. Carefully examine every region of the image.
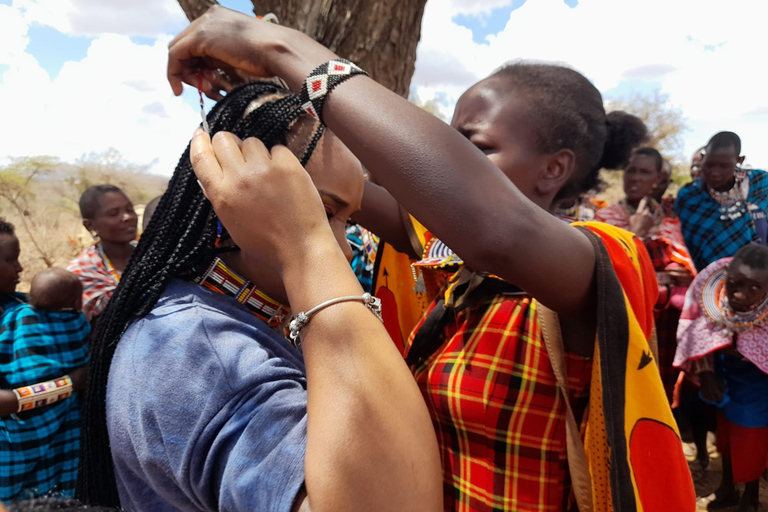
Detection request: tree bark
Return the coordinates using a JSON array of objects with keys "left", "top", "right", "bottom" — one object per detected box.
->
[{"left": 176, "top": 0, "right": 427, "bottom": 98}]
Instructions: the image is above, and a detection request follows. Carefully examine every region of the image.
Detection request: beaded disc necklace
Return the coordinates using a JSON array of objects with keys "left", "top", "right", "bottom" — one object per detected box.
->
[{"left": 700, "top": 265, "right": 768, "bottom": 333}]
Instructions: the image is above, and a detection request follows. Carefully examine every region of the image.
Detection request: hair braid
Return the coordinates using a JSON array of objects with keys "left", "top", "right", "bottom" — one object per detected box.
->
[{"left": 77, "top": 81, "right": 322, "bottom": 506}]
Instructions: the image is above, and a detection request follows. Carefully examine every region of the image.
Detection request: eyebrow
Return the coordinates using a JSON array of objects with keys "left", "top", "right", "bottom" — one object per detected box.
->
[{"left": 318, "top": 189, "right": 350, "bottom": 209}]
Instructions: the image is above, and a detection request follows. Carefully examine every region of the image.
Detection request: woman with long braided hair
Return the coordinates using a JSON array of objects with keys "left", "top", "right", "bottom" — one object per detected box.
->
[{"left": 77, "top": 81, "right": 442, "bottom": 511}]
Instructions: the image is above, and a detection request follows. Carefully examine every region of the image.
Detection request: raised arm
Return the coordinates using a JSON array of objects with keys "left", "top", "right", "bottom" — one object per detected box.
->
[
  {"left": 168, "top": 7, "right": 595, "bottom": 318},
  {"left": 191, "top": 130, "right": 442, "bottom": 512}
]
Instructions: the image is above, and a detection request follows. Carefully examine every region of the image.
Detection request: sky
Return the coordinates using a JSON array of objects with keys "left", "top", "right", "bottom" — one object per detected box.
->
[{"left": 1, "top": 0, "right": 766, "bottom": 176}]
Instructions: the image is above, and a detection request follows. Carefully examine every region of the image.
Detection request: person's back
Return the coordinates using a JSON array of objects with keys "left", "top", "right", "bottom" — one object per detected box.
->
[{"left": 0, "top": 269, "right": 90, "bottom": 501}]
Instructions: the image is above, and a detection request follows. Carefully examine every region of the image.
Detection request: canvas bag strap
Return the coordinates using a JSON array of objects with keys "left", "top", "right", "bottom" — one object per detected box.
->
[{"left": 538, "top": 303, "right": 594, "bottom": 512}]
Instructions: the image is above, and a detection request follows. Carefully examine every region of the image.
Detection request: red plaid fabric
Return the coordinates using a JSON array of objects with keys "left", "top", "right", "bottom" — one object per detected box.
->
[
  {"left": 66, "top": 244, "right": 120, "bottom": 321},
  {"left": 405, "top": 293, "right": 592, "bottom": 512}
]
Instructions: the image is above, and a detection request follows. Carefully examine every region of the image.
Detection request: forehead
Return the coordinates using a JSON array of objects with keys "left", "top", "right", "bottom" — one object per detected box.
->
[
  {"left": 96, "top": 191, "right": 131, "bottom": 210},
  {"left": 728, "top": 261, "right": 768, "bottom": 284},
  {"left": 304, "top": 131, "right": 364, "bottom": 210},
  {"left": 0, "top": 235, "right": 19, "bottom": 255},
  {"left": 704, "top": 148, "right": 738, "bottom": 162},
  {"left": 452, "top": 78, "right": 522, "bottom": 130},
  {"left": 628, "top": 154, "right": 658, "bottom": 170}
]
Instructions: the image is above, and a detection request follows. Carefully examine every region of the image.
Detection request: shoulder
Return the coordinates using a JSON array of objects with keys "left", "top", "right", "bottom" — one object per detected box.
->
[
  {"left": 116, "top": 280, "right": 305, "bottom": 390},
  {"left": 66, "top": 244, "right": 101, "bottom": 274}
]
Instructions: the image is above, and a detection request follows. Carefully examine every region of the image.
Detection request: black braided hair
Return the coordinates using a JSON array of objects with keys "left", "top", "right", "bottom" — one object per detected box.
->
[
  {"left": 489, "top": 63, "right": 648, "bottom": 200},
  {"left": 76, "top": 81, "right": 323, "bottom": 506}
]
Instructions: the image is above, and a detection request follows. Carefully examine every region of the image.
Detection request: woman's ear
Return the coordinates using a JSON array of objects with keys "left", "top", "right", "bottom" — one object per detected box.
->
[
  {"left": 537, "top": 149, "right": 577, "bottom": 197},
  {"left": 82, "top": 219, "right": 94, "bottom": 233}
]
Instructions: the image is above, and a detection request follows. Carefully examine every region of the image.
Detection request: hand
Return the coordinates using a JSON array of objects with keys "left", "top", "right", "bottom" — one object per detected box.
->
[
  {"left": 70, "top": 365, "right": 89, "bottom": 391},
  {"left": 0, "top": 391, "right": 18, "bottom": 417},
  {"left": 666, "top": 266, "right": 694, "bottom": 287},
  {"left": 191, "top": 129, "right": 336, "bottom": 274},
  {"left": 628, "top": 197, "right": 655, "bottom": 238},
  {"left": 699, "top": 371, "right": 725, "bottom": 403},
  {"left": 168, "top": 5, "right": 334, "bottom": 100}
]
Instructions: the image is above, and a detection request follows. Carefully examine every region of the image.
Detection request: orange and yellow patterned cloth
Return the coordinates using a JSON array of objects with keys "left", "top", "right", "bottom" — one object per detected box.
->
[{"left": 392, "top": 221, "right": 694, "bottom": 512}]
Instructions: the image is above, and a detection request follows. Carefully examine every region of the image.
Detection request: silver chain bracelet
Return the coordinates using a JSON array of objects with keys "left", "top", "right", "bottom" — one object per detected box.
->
[{"left": 288, "top": 293, "right": 383, "bottom": 347}]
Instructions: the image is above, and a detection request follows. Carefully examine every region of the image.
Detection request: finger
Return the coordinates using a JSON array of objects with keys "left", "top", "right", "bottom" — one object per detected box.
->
[
  {"left": 190, "top": 129, "right": 221, "bottom": 196},
  {"left": 270, "top": 144, "right": 304, "bottom": 169},
  {"left": 637, "top": 197, "right": 648, "bottom": 213},
  {"left": 241, "top": 137, "right": 273, "bottom": 166},
  {"left": 211, "top": 131, "right": 246, "bottom": 172}
]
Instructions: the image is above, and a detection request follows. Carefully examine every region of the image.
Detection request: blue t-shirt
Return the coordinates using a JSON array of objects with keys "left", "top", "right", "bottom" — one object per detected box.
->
[{"left": 107, "top": 279, "right": 307, "bottom": 512}]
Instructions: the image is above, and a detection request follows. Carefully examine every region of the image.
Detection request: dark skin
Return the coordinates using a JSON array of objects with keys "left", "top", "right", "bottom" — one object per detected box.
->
[
  {"left": 651, "top": 159, "right": 672, "bottom": 203},
  {"left": 0, "top": 240, "right": 87, "bottom": 418},
  {"left": 699, "top": 262, "right": 768, "bottom": 512},
  {"left": 623, "top": 154, "right": 661, "bottom": 239},
  {"left": 82, "top": 191, "right": 138, "bottom": 272},
  {"left": 701, "top": 146, "right": 745, "bottom": 192},
  {"left": 167, "top": 7, "right": 599, "bottom": 355},
  {"left": 0, "top": 234, "right": 23, "bottom": 295}
]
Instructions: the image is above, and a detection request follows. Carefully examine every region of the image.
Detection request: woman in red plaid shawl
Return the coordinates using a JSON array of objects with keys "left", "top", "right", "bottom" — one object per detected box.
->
[
  {"left": 67, "top": 186, "right": 138, "bottom": 322},
  {"left": 596, "top": 148, "right": 697, "bottom": 402}
]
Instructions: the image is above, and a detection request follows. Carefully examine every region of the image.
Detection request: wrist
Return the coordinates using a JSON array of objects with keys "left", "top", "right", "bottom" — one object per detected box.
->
[{"left": 270, "top": 30, "right": 339, "bottom": 93}]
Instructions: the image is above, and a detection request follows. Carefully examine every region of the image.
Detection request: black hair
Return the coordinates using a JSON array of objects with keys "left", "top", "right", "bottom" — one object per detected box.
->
[
  {"left": 8, "top": 498, "right": 120, "bottom": 512},
  {"left": 489, "top": 62, "right": 647, "bottom": 200},
  {"left": 732, "top": 244, "right": 768, "bottom": 271},
  {"left": 631, "top": 147, "right": 663, "bottom": 172},
  {"left": 0, "top": 217, "right": 15, "bottom": 236},
  {"left": 76, "top": 81, "right": 323, "bottom": 506},
  {"left": 78, "top": 185, "right": 126, "bottom": 219},
  {"left": 141, "top": 195, "right": 162, "bottom": 232},
  {"left": 707, "top": 131, "right": 741, "bottom": 156}
]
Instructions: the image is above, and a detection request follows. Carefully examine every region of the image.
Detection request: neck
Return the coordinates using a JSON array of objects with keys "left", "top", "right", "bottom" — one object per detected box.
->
[
  {"left": 220, "top": 252, "right": 289, "bottom": 306},
  {"left": 100, "top": 240, "right": 134, "bottom": 271},
  {"left": 711, "top": 177, "right": 736, "bottom": 193},
  {"left": 625, "top": 197, "right": 641, "bottom": 210}
]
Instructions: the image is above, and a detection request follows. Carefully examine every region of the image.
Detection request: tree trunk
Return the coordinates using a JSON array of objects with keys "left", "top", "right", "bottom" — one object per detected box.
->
[{"left": 176, "top": 0, "right": 427, "bottom": 98}]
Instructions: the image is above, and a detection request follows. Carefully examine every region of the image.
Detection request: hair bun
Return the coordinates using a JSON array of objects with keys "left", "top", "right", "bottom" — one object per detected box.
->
[{"left": 598, "top": 111, "right": 648, "bottom": 170}]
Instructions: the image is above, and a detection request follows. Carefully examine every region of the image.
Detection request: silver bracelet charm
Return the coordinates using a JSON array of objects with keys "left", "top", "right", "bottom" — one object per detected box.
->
[{"left": 288, "top": 293, "right": 382, "bottom": 347}]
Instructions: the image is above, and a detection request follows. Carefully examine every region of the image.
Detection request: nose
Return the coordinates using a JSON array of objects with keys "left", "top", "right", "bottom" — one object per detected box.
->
[{"left": 15, "top": 261, "right": 23, "bottom": 273}]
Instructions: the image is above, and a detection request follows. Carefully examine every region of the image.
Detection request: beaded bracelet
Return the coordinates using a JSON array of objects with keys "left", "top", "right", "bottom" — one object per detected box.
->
[
  {"left": 299, "top": 59, "right": 368, "bottom": 123},
  {"left": 13, "top": 376, "right": 73, "bottom": 413},
  {"left": 289, "top": 293, "right": 382, "bottom": 347}
]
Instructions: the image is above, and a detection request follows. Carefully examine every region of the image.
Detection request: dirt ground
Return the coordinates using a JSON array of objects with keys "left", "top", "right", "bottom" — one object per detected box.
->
[{"left": 691, "top": 455, "right": 768, "bottom": 511}]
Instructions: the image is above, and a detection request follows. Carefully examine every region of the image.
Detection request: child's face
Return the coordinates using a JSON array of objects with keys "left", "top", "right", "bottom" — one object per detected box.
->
[{"left": 725, "top": 261, "right": 768, "bottom": 312}]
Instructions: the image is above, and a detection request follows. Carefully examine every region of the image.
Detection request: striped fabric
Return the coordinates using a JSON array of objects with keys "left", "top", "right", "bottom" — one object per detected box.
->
[
  {"left": 675, "top": 169, "right": 768, "bottom": 271},
  {"left": 0, "top": 300, "right": 90, "bottom": 501}
]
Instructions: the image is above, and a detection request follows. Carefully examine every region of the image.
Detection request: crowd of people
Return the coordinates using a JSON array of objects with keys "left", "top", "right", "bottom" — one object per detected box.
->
[{"left": 0, "top": 5, "right": 765, "bottom": 512}]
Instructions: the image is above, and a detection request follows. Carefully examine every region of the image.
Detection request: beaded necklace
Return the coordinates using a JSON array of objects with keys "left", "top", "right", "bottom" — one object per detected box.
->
[
  {"left": 708, "top": 174, "right": 747, "bottom": 221},
  {"left": 193, "top": 257, "right": 290, "bottom": 329},
  {"left": 700, "top": 265, "right": 768, "bottom": 333}
]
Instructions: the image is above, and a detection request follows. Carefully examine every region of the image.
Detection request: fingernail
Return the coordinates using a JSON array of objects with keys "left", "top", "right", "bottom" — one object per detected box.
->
[
  {"left": 196, "top": 179, "right": 208, "bottom": 197},
  {"left": 193, "top": 127, "right": 205, "bottom": 138}
]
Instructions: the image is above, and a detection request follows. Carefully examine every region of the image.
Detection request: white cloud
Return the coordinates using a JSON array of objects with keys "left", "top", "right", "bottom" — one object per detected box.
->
[
  {"left": 448, "top": 0, "right": 514, "bottom": 16},
  {"left": 0, "top": 5, "right": 30, "bottom": 64},
  {"left": 412, "top": 0, "right": 768, "bottom": 167},
  {"left": 12, "top": 0, "right": 186, "bottom": 37},
  {"left": 0, "top": 10, "right": 200, "bottom": 176}
]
